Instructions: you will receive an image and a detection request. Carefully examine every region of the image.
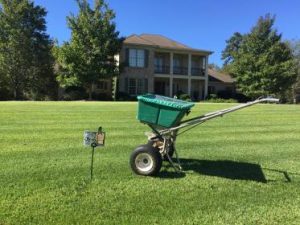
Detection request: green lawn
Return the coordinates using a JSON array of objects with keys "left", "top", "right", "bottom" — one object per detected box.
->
[{"left": 0, "top": 101, "right": 300, "bottom": 225}]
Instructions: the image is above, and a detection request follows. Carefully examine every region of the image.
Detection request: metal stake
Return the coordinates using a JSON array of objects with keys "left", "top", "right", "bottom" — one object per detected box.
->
[{"left": 90, "top": 143, "right": 96, "bottom": 180}]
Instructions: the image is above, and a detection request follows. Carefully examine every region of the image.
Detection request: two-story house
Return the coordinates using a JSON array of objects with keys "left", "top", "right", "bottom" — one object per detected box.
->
[{"left": 118, "top": 34, "right": 213, "bottom": 100}]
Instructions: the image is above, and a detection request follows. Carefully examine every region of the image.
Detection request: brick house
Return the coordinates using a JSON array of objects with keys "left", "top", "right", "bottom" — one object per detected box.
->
[
  {"left": 117, "top": 34, "right": 213, "bottom": 100},
  {"left": 207, "top": 68, "right": 235, "bottom": 96},
  {"left": 95, "top": 34, "right": 236, "bottom": 101}
]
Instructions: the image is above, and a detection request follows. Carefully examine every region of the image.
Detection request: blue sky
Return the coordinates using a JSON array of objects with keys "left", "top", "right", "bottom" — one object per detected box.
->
[{"left": 35, "top": 0, "right": 299, "bottom": 66}]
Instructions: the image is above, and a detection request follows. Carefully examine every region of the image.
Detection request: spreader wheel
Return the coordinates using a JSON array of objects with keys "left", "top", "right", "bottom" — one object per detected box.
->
[{"left": 130, "top": 144, "right": 162, "bottom": 176}]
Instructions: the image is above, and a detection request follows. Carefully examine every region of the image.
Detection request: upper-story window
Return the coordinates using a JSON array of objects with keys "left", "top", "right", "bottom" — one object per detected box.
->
[{"left": 129, "top": 49, "right": 145, "bottom": 67}]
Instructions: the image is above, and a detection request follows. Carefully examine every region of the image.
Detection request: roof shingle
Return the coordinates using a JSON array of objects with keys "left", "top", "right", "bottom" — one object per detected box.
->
[
  {"left": 124, "top": 34, "right": 213, "bottom": 54},
  {"left": 208, "top": 69, "right": 235, "bottom": 83}
]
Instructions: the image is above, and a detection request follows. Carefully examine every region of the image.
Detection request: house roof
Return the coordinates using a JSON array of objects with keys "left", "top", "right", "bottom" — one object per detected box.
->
[
  {"left": 124, "top": 34, "right": 213, "bottom": 55},
  {"left": 208, "top": 68, "right": 235, "bottom": 83}
]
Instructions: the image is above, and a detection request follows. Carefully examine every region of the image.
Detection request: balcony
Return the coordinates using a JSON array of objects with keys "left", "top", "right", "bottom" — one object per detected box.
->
[
  {"left": 173, "top": 53, "right": 188, "bottom": 75},
  {"left": 191, "top": 67, "right": 205, "bottom": 76},
  {"left": 153, "top": 52, "right": 206, "bottom": 77},
  {"left": 154, "top": 52, "right": 170, "bottom": 74},
  {"left": 155, "top": 65, "right": 170, "bottom": 74},
  {"left": 173, "top": 66, "right": 188, "bottom": 75}
]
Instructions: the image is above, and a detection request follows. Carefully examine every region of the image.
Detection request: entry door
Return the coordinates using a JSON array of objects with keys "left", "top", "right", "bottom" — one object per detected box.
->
[{"left": 155, "top": 81, "right": 165, "bottom": 95}]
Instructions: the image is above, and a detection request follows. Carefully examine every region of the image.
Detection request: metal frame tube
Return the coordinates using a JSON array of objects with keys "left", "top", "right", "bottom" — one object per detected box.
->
[{"left": 159, "top": 97, "right": 279, "bottom": 135}]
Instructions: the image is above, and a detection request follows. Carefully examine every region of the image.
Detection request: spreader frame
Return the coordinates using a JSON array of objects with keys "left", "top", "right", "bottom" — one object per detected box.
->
[{"left": 131, "top": 97, "right": 279, "bottom": 175}]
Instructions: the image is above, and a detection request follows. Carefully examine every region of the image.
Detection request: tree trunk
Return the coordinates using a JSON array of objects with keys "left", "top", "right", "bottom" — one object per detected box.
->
[
  {"left": 13, "top": 88, "right": 18, "bottom": 100},
  {"left": 13, "top": 86, "right": 22, "bottom": 100},
  {"left": 88, "top": 83, "right": 93, "bottom": 100}
]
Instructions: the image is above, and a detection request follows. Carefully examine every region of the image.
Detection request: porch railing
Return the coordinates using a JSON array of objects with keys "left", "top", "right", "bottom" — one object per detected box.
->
[
  {"left": 191, "top": 67, "right": 205, "bottom": 76},
  {"left": 155, "top": 65, "right": 170, "bottom": 74},
  {"left": 173, "top": 66, "right": 188, "bottom": 75}
]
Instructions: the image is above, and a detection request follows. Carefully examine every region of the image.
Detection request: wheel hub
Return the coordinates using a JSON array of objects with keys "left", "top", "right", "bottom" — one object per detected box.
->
[{"left": 135, "top": 153, "right": 153, "bottom": 172}]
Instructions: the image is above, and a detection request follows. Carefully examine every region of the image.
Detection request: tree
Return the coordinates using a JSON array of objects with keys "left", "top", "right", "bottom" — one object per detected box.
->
[
  {"left": 287, "top": 40, "right": 300, "bottom": 102},
  {"left": 208, "top": 63, "right": 221, "bottom": 71},
  {"left": 0, "top": 0, "right": 56, "bottom": 100},
  {"left": 221, "top": 14, "right": 297, "bottom": 98},
  {"left": 55, "top": 0, "right": 123, "bottom": 100},
  {"left": 222, "top": 32, "right": 244, "bottom": 65}
]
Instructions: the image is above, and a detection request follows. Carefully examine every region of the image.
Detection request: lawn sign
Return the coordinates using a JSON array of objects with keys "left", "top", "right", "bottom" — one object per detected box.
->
[{"left": 83, "top": 127, "right": 105, "bottom": 180}]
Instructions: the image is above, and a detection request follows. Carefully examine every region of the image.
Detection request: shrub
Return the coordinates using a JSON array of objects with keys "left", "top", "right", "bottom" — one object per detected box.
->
[
  {"left": 233, "top": 93, "right": 251, "bottom": 103},
  {"left": 217, "top": 90, "right": 233, "bottom": 99},
  {"left": 204, "top": 98, "right": 238, "bottom": 103},
  {"left": 208, "top": 94, "right": 218, "bottom": 99},
  {"left": 62, "top": 86, "right": 87, "bottom": 100},
  {"left": 92, "top": 92, "right": 112, "bottom": 101},
  {"left": 116, "top": 92, "right": 136, "bottom": 101},
  {"left": 0, "top": 86, "right": 13, "bottom": 100},
  {"left": 208, "top": 91, "right": 250, "bottom": 103},
  {"left": 178, "top": 93, "right": 191, "bottom": 102}
]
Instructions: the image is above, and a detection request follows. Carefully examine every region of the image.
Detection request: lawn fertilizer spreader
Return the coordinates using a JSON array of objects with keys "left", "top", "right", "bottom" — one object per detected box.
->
[{"left": 130, "top": 94, "right": 279, "bottom": 176}]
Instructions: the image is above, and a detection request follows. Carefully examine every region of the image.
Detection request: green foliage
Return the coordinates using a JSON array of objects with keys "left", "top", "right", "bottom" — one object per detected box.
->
[
  {"left": 205, "top": 98, "right": 238, "bottom": 103},
  {"left": 0, "top": 0, "right": 56, "bottom": 100},
  {"left": 208, "top": 63, "right": 221, "bottom": 71},
  {"left": 0, "top": 102, "right": 300, "bottom": 224},
  {"left": 205, "top": 94, "right": 238, "bottom": 103},
  {"left": 222, "top": 14, "right": 297, "bottom": 99},
  {"left": 54, "top": 0, "right": 123, "bottom": 100},
  {"left": 222, "top": 32, "right": 244, "bottom": 65},
  {"left": 178, "top": 93, "right": 191, "bottom": 101},
  {"left": 288, "top": 40, "right": 300, "bottom": 103}
]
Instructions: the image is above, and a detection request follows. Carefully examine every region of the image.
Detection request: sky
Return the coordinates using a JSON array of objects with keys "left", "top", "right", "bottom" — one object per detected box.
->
[{"left": 34, "top": 0, "right": 300, "bottom": 66}]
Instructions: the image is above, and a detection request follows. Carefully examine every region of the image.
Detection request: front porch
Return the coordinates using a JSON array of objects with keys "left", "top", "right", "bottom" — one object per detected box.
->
[{"left": 153, "top": 77, "right": 206, "bottom": 100}]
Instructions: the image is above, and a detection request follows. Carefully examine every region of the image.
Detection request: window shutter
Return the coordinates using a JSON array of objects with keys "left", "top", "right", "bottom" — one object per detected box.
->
[
  {"left": 125, "top": 77, "right": 128, "bottom": 93},
  {"left": 125, "top": 48, "right": 129, "bottom": 66},
  {"left": 144, "top": 50, "right": 149, "bottom": 68},
  {"left": 144, "top": 79, "right": 148, "bottom": 93}
]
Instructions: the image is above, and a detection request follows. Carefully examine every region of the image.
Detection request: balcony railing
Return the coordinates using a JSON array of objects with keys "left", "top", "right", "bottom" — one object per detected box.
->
[
  {"left": 191, "top": 67, "right": 205, "bottom": 76},
  {"left": 154, "top": 65, "right": 170, "bottom": 74},
  {"left": 173, "top": 66, "right": 188, "bottom": 75}
]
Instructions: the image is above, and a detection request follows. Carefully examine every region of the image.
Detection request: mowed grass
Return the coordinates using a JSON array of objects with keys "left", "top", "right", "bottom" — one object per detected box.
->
[{"left": 0, "top": 101, "right": 300, "bottom": 225}]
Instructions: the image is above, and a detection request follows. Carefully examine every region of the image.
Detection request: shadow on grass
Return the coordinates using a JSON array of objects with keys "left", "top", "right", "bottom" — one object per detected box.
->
[
  {"left": 159, "top": 158, "right": 267, "bottom": 183},
  {"left": 158, "top": 170, "right": 186, "bottom": 179}
]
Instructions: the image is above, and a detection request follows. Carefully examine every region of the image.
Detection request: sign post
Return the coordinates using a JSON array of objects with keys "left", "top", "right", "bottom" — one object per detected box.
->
[{"left": 83, "top": 127, "right": 105, "bottom": 180}]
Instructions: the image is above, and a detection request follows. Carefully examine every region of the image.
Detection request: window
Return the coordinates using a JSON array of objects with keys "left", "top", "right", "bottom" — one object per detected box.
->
[
  {"left": 127, "top": 78, "right": 148, "bottom": 95},
  {"left": 155, "top": 57, "right": 163, "bottom": 67},
  {"left": 208, "top": 86, "right": 216, "bottom": 94},
  {"left": 173, "top": 58, "right": 180, "bottom": 67},
  {"left": 129, "top": 49, "right": 145, "bottom": 67},
  {"left": 129, "top": 79, "right": 136, "bottom": 95},
  {"left": 98, "top": 81, "right": 108, "bottom": 90}
]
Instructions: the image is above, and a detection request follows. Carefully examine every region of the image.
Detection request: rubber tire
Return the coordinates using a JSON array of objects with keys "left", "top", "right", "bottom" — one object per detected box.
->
[{"left": 130, "top": 144, "right": 162, "bottom": 176}]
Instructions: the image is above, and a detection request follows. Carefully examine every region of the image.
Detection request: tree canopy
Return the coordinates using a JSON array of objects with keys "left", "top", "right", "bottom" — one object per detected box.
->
[
  {"left": 222, "top": 14, "right": 297, "bottom": 98},
  {"left": 55, "top": 0, "right": 123, "bottom": 100},
  {"left": 288, "top": 40, "right": 300, "bottom": 101},
  {"left": 0, "top": 0, "right": 56, "bottom": 100}
]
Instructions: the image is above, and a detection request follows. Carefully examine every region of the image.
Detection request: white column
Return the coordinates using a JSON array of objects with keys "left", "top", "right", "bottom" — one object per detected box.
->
[
  {"left": 169, "top": 77, "right": 173, "bottom": 97},
  {"left": 187, "top": 54, "right": 192, "bottom": 96},
  {"left": 170, "top": 52, "right": 174, "bottom": 75},
  {"left": 188, "top": 53, "right": 192, "bottom": 76},
  {"left": 170, "top": 52, "right": 174, "bottom": 97},
  {"left": 204, "top": 56, "right": 209, "bottom": 99},
  {"left": 188, "top": 78, "right": 191, "bottom": 96}
]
